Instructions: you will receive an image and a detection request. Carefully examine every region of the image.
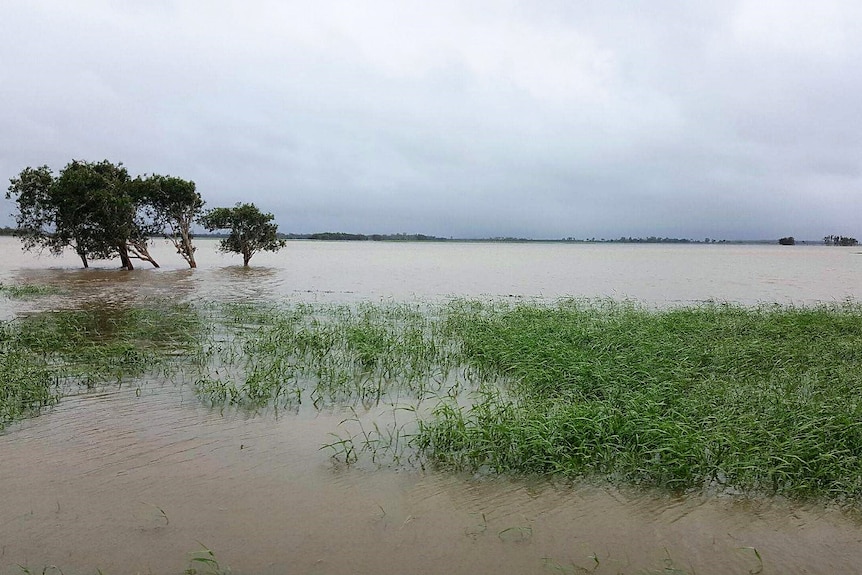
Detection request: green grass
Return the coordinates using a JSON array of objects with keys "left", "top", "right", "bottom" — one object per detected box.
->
[
  {"left": 0, "top": 301, "right": 204, "bottom": 429},
  {"left": 0, "top": 282, "right": 59, "bottom": 298},
  {"left": 3, "top": 297, "right": 862, "bottom": 502},
  {"left": 189, "top": 301, "right": 459, "bottom": 410},
  {"left": 0, "top": 343, "right": 60, "bottom": 428},
  {"left": 415, "top": 300, "right": 862, "bottom": 500}
]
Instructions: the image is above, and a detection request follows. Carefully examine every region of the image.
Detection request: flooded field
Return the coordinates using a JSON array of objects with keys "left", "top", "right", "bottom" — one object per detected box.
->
[
  {"left": 4, "top": 386, "right": 862, "bottom": 575},
  {"left": 3, "top": 238, "right": 862, "bottom": 574}
]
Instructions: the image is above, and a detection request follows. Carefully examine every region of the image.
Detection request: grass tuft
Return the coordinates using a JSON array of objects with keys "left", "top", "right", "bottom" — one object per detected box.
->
[{"left": 0, "top": 282, "right": 59, "bottom": 299}]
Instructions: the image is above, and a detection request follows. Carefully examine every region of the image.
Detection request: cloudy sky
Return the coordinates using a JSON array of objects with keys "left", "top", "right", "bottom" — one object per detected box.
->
[{"left": 2, "top": 1, "right": 860, "bottom": 240}]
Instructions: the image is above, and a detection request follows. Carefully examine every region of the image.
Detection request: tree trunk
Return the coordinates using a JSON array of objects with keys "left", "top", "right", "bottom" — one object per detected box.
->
[
  {"left": 118, "top": 244, "right": 134, "bottom": 270},
  {"left": 127, "top": 240, "right": 159, "bottom": 268},
  {"left": 180, "top": 225, "right": 198, "bottom": 269},
  {"left": 243, "top": 249, "right": 251, "bottom": 267},
  {"left": 77, "top": 250, "right": 89, "bottom": 269},
  {"left": 184, "top": 234, "right": 197, "bottom": 268}
]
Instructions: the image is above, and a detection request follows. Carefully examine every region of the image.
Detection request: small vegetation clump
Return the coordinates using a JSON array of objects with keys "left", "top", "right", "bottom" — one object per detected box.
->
[
  {"left": 190, "top": 301, "right": 460, "bottom": 409},
  {"left": 0, "top": 282, "right": 58, "bottom": 298},
  {"left": 0, "top": 335, "right": 59, "bottom": 428},
  {"left": 3, "top": 297, "right": 862, "bottom": 502},
  {"left": 0, "top": 301, "right": 203, "bottom": 430}
]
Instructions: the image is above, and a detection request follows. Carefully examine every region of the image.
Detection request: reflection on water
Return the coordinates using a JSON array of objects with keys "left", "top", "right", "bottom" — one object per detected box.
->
[{"left": 4, "top": 237, "right": 862, "bottom": 573}]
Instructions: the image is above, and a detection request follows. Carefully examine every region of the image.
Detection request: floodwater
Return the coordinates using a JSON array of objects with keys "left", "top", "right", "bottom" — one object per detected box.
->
[
  {"left": 2, "top": 237, "right": 862, "bottom": 574},
  {"left": 3, "top": 237, "right": 862, "bottom": 309}
]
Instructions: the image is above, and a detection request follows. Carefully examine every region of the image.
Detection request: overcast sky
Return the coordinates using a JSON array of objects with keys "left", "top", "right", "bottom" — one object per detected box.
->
[{"left": 2, "top": 1, "right": 860, "bottom": 240}]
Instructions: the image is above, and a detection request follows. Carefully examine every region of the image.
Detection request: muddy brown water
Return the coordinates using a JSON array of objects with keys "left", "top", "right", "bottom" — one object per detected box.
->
[
  {"left": 4, "top": 237, "right": 862, "bottom": 308},
  {"left": 3, "top": 238, "right": 862, "bottom": 574}
]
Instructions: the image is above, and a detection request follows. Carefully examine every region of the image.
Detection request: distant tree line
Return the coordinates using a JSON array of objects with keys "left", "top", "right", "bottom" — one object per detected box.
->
[
  {"left": 823, "top": 235, "right": 858, "bottom": 246},
  {"left": 615, "top": 236, "right": 695, "bottom": 244},
  {"left": 284, "top": 232, "right": 449, "bottom": 241},
  {"left": 779, "top": 236, "right": 795, "bottom": 245},
  {"left": 566, "top": 236, "right": 709, "bottom": 244},
  {"left": 6, "top": 159, "right": 284, "bottom": 268}
]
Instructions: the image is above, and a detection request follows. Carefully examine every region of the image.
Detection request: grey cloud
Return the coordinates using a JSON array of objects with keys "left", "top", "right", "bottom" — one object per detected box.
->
[{"left": 2, "top": 1, "right": 861, "bottom": 241}]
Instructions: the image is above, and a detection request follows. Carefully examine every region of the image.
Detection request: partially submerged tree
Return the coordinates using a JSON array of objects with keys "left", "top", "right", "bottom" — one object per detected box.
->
[
  {"left": 5, "top": 165, "right": 91, "bottom": 266},
  {"left": 6, "top": 161, "right": 125, "bottom": 268},
  {"left": 139, "top": 175, "right": 203, "bottom": 268},
  {"left": 54, "top": 160, "right": 161, "bottom": 270},
  {"left": 199, "top": 203, "right": 285, "bottom": 266},
  {"left": 7, "top": 160, "right": 162, "bottom": 270}
]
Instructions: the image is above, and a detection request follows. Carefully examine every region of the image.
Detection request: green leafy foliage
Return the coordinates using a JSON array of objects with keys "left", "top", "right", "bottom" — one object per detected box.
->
[
  {"left": 7, "top": 160, "right": 201, "bottom": 269},
  {"left": 139, "top": 174, "right": 203, "bottom": 267},
  {"left": 4, "top": 165, "right": 59, "bottom": 255},
  {"left": 6, "top": 160, "right": 154, "bottom": 269},
  {"left": 199, "top": 203, "right": 285, "bottom": 266}
]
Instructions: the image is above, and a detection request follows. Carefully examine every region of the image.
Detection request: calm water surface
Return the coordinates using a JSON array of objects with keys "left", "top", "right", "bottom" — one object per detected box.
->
[
  {"left": 4, "top": 237, "right": 862, "bottom": 308},
  {"left": 2, "top": 237, "right": 862, "bottom": 574}
]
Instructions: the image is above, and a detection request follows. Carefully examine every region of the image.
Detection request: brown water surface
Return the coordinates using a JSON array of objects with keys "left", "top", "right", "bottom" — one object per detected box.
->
[
  {"left": 3, "top": 386, "right": 861, "bottom": 575},
  {"left": 4, "top": 237, "right": 862, "bottom": 310}
]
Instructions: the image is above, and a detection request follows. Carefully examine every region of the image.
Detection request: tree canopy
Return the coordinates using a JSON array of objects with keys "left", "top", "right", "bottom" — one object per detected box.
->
[
  {"left": 138, "top": 175, "right": 203, "bottom": 268},
  {"left": 199, "top": 203, "right": 285, "bottom": 266},
  {"left": 6, "top": 160, "right": 144, "bottom": 268},
  {"left": 6, "top": 165, "right": 75, "bottom": 260},
  {"left": 6, "top": 160, "right": 202, "bottom": 269}
]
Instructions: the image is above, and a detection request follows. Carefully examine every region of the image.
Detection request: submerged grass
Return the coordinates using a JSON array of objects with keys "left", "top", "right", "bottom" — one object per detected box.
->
[
  {"left": 0, "top": 282, "right": 59, "bottom": 299},
  {"left": 190, "top": 301, "right": 461, "bottom": 410},
  {"left": 416, "top": 300, "right": 862, "bottom": 500},
  {"left": 3, "top": 296, "right": 862, "bottom": 502},
  {"left": 0, "top": 301, "right": 204, "bottom": 429},
  {"left": 0, "top": 340, "right": 60, "bottom": 428}
]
